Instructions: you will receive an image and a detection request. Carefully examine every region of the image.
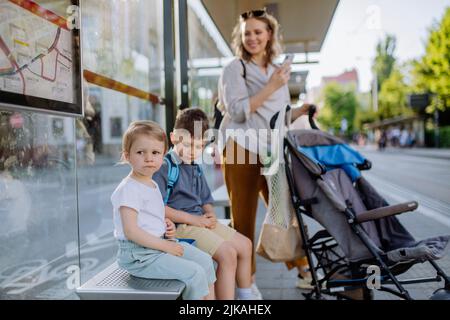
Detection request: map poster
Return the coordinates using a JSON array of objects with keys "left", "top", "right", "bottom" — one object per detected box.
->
[{"left": 0, "top": 0, "right": 83, "bottom": 117}]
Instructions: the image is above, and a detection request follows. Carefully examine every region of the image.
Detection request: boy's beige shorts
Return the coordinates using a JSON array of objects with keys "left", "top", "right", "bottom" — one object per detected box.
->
[{"left": 176, "top": 222, "right": 237, "bottom": 256}]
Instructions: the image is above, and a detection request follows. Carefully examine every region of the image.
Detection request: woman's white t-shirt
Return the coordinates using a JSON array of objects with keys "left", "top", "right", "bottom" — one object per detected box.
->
[{"left": 111, "top": 176, "right": 166, "bottom": 240}]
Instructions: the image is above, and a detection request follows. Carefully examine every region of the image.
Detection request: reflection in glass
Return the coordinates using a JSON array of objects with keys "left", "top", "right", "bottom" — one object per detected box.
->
[
  {"left": 0, "top": 110, "right": 78, "bottom": 299},
  {"left": 187, "top": 0, "right": 232, "bottom": 119}
]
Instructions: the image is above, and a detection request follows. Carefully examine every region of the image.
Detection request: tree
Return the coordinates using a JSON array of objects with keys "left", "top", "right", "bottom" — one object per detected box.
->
[
  {"left": 318, "top": 83, "right": 359, "bottom": 135},
  {"left": 355, "top": 107, "right": 377, "bottom": 131},
  {"left": 353, "top": 92, "right": 377, "bottom": 131},
  {"left": 373, "top": 34, "right": 397, "bottom": 92},
  {"left": 378, "top": 65, "right": 413, "bottom": 120},
  {"left": 413, "top": 7, "right": 450, "bottom": 112}
]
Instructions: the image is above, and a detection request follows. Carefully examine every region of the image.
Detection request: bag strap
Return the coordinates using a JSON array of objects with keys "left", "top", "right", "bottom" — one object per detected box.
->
[
  {"left": 163, "top": 151, "right": 180, "bottom": 205},
  {"left": 239, "top": 59, "right": 247, "bottom": 80},
  {"left": 195, "top": 163, "right": 203, "bottom": 177},
  {"left": 163, "top": 151, "right": 203, "bottom": 204}
]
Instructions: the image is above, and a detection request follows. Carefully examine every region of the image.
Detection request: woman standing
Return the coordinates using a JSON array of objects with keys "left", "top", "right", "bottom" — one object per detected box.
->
[{"left": 217, "top": 9, "right": 314, "bottom": 296}]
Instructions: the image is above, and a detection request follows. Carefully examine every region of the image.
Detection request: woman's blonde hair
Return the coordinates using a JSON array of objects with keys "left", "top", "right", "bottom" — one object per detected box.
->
[
  {"left": 120, "top": 120, "right": 168, "bottom": 163},
  {"left": 231, "top": 9, "right": 283, "bottom": 66}
]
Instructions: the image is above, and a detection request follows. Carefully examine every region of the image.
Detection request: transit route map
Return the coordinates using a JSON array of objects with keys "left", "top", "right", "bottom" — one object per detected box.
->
[{"left": 0, "top": 0, "right": 75, "bottom": 104}]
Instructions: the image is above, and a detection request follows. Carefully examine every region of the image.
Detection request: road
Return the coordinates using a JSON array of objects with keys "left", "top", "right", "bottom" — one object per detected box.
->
[
  {"left": 357, "top": 147, "right": 450, "bottom": 236},
  {"left": 354, "top": 147, "right": 450, "bottom": 299}
]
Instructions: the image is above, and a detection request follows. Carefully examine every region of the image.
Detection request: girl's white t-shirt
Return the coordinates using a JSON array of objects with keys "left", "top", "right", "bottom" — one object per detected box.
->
[{"left": 111, "top": 176, "right": 166, "bottom": 240}]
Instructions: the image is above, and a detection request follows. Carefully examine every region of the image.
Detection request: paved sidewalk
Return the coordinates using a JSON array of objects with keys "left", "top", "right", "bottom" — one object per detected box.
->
[{"left": 253, "top": 199, "right": 309, "bottom": 300}]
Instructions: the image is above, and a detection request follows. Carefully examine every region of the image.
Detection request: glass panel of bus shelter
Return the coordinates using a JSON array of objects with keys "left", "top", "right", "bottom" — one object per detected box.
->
[
  {"left": 77, "top": 0, "right": 166, "bottom": 284},
  {"left": 0, "top": 110, "right": 79, "bottom": 299}
]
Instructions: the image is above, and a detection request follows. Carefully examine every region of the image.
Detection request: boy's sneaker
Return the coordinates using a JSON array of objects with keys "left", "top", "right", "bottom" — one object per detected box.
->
[
  {"left": 296, "top": 272, "right": 324, "bottom": 290},
  {"left": 251, "top": 283, "right": 263, "bottom": 300},
  {"left": 296, "top": 274, "right": 314, "bottom": 290}
]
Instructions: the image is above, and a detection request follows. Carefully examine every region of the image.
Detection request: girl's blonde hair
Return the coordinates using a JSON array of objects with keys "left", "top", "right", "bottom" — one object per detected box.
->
[
  {"left": 120, "top": 120, "right": 168, "bottom": 163},
  {"left": 231, "top": 9, "right": 283, "bottom": 67}
]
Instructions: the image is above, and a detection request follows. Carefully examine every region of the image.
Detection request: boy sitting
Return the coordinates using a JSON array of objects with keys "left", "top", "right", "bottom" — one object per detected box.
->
[{"left": 153, "top": 108, "right": 262, "bottom": 300}]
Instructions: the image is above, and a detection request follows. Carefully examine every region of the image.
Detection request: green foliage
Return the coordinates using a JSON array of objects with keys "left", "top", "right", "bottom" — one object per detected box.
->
[
  {"left": 373, "top": 34, "right": 397, "bottom": 91},
  {"left": 317, "top": 83, "right": 359, "bottom": 134},
  {"left": 413, "top": 7, "right": 450, "bottom": 112},
  {"left": 378, "top": 65, "right": 414, "bottom": 120},
  {"left": 354, "top": 108, "right": 377, "bottom": 131},
  {"left": 440, "top": 126, "right": 450, "bottom": 147},
  {"left": 425, "top": 125, "right": 450, "bottom": 147}
]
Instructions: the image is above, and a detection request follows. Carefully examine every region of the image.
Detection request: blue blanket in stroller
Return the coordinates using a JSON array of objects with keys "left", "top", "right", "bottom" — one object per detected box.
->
[{"left": 297, "top": 144, "right": 365, "bottom": 182}]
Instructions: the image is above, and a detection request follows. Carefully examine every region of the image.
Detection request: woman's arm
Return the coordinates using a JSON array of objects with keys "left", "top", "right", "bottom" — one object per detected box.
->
[
  {"left": 290, "top": 103, "right": 313, "bottom": 122},
  {"left": 221, "top": 62, "right": 291, "bottom": 122},
  {"left": 120, "top": 206, "right": 183, "bottom": 256},
  {"left": 249, "top": 81, "right": 280, "bottom": 113},
  {"left": 249, "top": 65, "right": 291, "bottom": 113}
]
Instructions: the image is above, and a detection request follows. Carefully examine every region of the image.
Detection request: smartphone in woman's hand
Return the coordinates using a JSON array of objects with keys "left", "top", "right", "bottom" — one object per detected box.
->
[{"left": 283, "top": 54, "right": 294, "bottom": 66}]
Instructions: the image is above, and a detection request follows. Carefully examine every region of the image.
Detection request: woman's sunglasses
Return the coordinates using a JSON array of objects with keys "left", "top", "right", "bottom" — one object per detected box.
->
[{"left": 240, "top": 9, "right": 266, "bottom": 19}]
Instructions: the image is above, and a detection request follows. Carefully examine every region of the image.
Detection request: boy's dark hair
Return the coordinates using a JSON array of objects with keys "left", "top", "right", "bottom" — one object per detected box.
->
[{"left": 174, "top": 107, "right": 209, "bottom": 139}]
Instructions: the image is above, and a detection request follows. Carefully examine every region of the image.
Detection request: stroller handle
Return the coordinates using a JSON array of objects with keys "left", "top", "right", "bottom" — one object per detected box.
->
[
  {"left": 270, "top": 104, "right": 318, "bottom": 130},
  {"left": 308, "top": 104, "right": 319, "bottom": 130}
]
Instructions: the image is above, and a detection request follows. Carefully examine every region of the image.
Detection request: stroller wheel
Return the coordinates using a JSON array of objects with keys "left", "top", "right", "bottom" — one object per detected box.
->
[
  {"left": 430, "top": 288, "right": 450, "bottom": 300},
  {"left": 302, "top": 292, "right": 327, "bottom": 300},
  {"left": 335, "top": 287, "right": 373, "bottom": 301}
]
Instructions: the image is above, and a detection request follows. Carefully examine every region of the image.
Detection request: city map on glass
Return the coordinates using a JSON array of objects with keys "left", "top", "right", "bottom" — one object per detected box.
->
[{"left": 0, "top": 0, "right": 82, "bottom": 116}]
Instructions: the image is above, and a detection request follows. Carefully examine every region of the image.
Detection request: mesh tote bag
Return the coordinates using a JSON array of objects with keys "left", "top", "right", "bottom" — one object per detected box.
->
[{"left": 256, "top": 106, "right": 305, "bottom": 262}]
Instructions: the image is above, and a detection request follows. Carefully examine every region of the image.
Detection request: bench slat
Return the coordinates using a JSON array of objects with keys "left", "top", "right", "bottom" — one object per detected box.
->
[{"left": 76, "top": 262, "right": 185, "bottom": 300}]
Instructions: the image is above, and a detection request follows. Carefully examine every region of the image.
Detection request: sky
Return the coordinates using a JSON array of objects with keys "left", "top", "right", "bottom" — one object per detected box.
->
[{"left": 305, "top": 0, "right": 450, "bottom": 93}]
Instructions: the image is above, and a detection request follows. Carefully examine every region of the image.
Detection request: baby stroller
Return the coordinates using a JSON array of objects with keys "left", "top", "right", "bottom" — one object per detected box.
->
[{"left": 276, "top": 106, "right": 450, "bottom": 300}]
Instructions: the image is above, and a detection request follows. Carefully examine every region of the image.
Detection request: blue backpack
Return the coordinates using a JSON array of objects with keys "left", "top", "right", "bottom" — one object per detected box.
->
[{"left": 163, "top": 150, "right": 202, "bottom": 205}]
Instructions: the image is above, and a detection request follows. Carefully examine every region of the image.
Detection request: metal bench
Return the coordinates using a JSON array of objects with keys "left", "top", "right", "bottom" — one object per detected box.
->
[
  {"left": 76, "top": 262, "right": 185, "bottom": 300},
  {"left": 211, "top": 184, "right": 231, "bottom": 219},
  {"left": 76, "top": 184, "right": 231, "bottom": 300}
]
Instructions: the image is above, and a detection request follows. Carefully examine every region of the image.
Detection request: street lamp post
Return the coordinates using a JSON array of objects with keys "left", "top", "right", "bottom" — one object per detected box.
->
[
  {"left": 434, "top": 106, "right": 440, "bottom": 148},
  {"left": 372, "top": 72, "right": 378, "bottom": 112}
]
